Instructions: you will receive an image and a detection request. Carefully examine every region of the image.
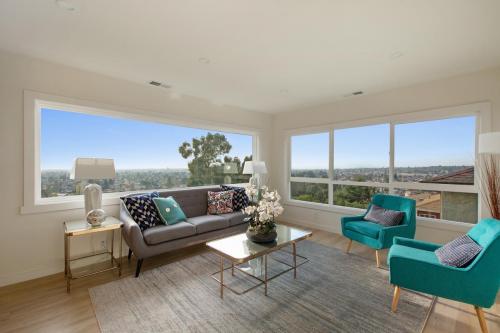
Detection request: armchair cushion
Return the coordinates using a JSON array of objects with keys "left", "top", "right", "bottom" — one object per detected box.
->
[
  {"left": 344, "top": 221, "right": 383, "bottom": 239},
  {"left": 364, "top": 204, "right": 404, "bottom": 226},
  {"left": 435, "top": 235, "right": 482, "bottom": 268}
]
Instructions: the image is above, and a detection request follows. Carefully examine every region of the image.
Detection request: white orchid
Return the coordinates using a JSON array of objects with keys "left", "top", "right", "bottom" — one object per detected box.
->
[{"left": 243, "top": 184, "right": 284, "bottom": 233}]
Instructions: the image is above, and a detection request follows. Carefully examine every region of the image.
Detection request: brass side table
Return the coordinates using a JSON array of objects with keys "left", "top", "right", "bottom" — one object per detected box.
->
[{"left": 64, "top": 217, "right": 123, "bottom": 293}]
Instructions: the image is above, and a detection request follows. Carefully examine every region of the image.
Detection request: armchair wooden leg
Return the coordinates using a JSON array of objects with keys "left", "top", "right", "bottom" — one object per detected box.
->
[
  {"left": 375, "top": 250, "right": 381, "bottom": 268},
  {"left": 345, "top": 239, "right": 353, "bottom": 254},
  {"left": 391, "top": 286, "right": 401, "bottom": 313},
  {"left": 474, "top": 306, "right": 488, "bottom": 333}
]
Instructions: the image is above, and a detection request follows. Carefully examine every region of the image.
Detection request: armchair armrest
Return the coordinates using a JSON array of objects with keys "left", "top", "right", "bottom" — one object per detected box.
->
[
  {"left": 379, "top": 225, "right": 413, "bottom": 248},
  {"left": 393, "top": 237, "right": 442, "bottom": 252}
]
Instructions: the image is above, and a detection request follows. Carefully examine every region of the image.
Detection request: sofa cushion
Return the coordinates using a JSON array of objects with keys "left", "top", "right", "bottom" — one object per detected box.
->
[
  {"left": 121, "top": 192, "right": 162, "bottom": 231},
  {"left": 221, "top": 185, "right": 249, "bottom": 211},
  {"left": 187, "top": 215, "right": 229, "bottom": 234},
  {"left": 153, "top": 197, "right": 187, "bottom": 225},
  {"left": 435, "top": 234, "right": 483, "bottom": 267},
  {"left": 220, "top": 211, "right": 247, "bottom": 227},
  {"left": 364, "top": 204, "right": 404, "bottom": 226},
  {"left": 207, "top": 190, "right": 234, "bottom": 215},
  {"left": 344, "top": 220, "right": 383, "bottom": 239},
  {"left": 158, "top": 187, "right": 221, "bottom": 217},
  {"left": 142, "top": 222, "right": 196, "bottom": 245}
]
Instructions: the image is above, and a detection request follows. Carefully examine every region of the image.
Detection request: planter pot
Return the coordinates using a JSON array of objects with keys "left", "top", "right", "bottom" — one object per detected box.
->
[{"left": 246, "top": 228, "right": 277, "bottom": 243}]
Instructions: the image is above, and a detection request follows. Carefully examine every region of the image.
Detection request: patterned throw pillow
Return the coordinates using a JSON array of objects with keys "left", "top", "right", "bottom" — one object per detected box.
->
[
  {"left": 207, "top": 190, "right": 234, "bottom": 215},
  {"left": 435, "top": 234, "right": 482, "bottom": 267},
  {"left": 153, "top": 196, "right": 187, "bottom": 225},
  {"left": 364, "top": 204, "right": 404, "bottom": 226},
  {"left": 121, "top": 192, "right": 162, "bottom": 231},
  {"left": 220, "top": 185, "right": 249, "bottom": 211}
]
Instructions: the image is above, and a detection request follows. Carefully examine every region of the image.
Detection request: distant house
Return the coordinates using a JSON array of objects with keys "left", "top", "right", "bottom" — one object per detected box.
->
[{"left": 414, "top": 167, "right": 477, "bottom": 223}]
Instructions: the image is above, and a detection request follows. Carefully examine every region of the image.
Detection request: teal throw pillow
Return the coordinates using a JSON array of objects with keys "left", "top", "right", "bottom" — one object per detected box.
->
[{"left": 152, "top": 197, "right": 187, "bottom": 225}]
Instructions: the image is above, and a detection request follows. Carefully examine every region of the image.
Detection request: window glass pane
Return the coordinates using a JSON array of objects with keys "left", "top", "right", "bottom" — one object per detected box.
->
[
  {"left": 334, "top": 124, "right": 389, "bottom": 182},
  {"left": 333, "top": 185, "right": 387, "bottom": 209},
  {"left": 394, "top": 189, "right": 478, "bottom": 224},
  {"left": 291, "top": 132, "right": 329, "bottom": 178},
  {"left": 394, "top": 116, "right": 476, "bottom": 184},
  {"left": 290, "top": 182, "right": 328, "bottom": 204},
  {"left": 40, "top": 108, "right": 252, "bottom": 198}
]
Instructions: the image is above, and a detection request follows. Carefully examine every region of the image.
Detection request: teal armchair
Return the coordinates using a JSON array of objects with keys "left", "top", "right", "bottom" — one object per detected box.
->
[
  {"left": 341, "top": 194, "right": 416, "bottom": 267},
  {"left": 388, "top": 218, "right": 500, "bottom": 333}
]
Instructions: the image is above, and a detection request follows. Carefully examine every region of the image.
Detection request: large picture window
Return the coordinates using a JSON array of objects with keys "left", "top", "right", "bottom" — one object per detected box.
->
[
  {"left": 40, "top": 108, "right": 253, "bottom": 199},
  {"left": 288, "top": 106, "right": 487, "bottom": 225}
]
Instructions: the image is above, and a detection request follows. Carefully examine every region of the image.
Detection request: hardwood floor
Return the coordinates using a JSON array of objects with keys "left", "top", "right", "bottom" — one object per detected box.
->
[{"left": 1, "top": 224, "right": 498, "bottom": 333}]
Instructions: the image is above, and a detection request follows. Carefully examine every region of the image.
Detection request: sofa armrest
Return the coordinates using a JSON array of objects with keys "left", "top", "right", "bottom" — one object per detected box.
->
[
  {"left": 393, "top": 236, "right": 442, "bottom": 252},
  {"left": 120, "top": 202, "right": 149, "bottom": 259}
]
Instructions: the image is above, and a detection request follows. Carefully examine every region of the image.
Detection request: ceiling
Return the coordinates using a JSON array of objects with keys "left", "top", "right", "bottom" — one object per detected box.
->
[{"left": 1, "top": 1, "right": 500, "bottom": 113}]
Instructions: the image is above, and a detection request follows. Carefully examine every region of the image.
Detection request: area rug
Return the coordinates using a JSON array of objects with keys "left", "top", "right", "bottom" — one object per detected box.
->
[{"left": 89, "top": 241, "right": 432, "bottom": 333}]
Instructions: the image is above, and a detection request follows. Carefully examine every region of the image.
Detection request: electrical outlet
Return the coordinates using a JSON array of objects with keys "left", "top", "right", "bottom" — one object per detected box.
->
[{"left": 100, "top": 240, "right": 107, "bottom": 251}]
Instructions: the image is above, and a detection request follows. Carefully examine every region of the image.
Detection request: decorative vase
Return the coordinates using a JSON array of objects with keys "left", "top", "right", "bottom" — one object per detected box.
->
[
  {"left": 86, "top": 209, "right": 107, "bottom": 227},
  {"left": 246, "top": 227, "right": 277, "bottom": 243}
]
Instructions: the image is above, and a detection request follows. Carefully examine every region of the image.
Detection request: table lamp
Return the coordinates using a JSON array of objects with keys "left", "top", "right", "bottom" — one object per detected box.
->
[
  {"left": 70, "top": 158, "right": 116, "bottom": 221},
  {"left": 243, "top": 161, "right": 267, "bottom": 188}
]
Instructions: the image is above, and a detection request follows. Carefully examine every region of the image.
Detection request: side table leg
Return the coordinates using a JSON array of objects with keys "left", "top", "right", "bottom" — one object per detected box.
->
[
  {"left": 119, "top": 229, "right": 123, "bottom": 277},
  {"left": 111, "top": 229, "right": 115, "bottom": 265},
  {"left": 293, "top": 242, "right": 297, "bottom": 279},
  {"left": 264, "top": 254, "right": 268, "bottom": 296},
  {"left": 64, "top": 234, "right": 68, "bottom": 276},
  {"left": 220, "top": 256, "right": 224, "bottom": 299},
  {"left": 66, "top": 235, "right": 71, "bottom": 293},
  {"left": 231, "top": 262, "right": 234, "bottom": 276}
]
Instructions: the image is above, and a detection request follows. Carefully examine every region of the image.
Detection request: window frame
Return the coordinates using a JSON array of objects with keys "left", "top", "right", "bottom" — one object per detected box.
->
[
  {"left": 22, "top": 90, "right": 259, "bottom": 214},
  {"left": 285, "top": 102, "right": 492, "bottom": 226}
]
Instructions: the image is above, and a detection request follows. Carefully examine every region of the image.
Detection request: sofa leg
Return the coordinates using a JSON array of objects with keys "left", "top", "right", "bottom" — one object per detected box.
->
[
  {"left": 474, "top": 306, "right": 488, "bottom": 333},
  {"left": 375, "top": 250, "right": 381, "bottom": 268},
  {"left": 345, "top": 239, "right": 352, "bottom": 254},
  {"left": 128, "top": 249, "right": 132, "bottom": 261},
  {"left": 135, "top": 259, "right": 143, "bottom": 278},
  {"left": 391, "top": 286, "right": 401, "bottom": 312}
]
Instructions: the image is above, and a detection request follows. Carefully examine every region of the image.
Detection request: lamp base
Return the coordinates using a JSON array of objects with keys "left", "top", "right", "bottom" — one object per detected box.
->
[{"left": 83, "top": 183, "right": 103, "bottom": 214}]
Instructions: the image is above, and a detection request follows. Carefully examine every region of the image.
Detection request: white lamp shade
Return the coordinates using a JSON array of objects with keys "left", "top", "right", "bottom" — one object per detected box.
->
[
  {"left": 243, "top": 161, "right": 267, "bottom": 175},
  {"left": 478, "top": 132, "right": 500, "bottom": 154},
  {"left": 70, "top": 158, "right": 116, "bottom": 180}
]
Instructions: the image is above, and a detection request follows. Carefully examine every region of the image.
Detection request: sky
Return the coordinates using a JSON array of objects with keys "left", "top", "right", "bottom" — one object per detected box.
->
[
  {"left": 291, "top": 116, "right": 475, "bottom": 169},
  {"left": 42, "top": 108, "right": 475, "bottom": 170},
  {"left": 40, "top": 108, "right": 253, "bottom": 170}
]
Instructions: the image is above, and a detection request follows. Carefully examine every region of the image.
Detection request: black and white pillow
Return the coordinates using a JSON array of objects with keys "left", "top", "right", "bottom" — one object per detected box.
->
[
  {"left": 364, "top": 204, "right": 404, "bottom": 226},
  {"left": 435, "top": 234, "right": 482, "bottom": 267},
  {"left": 121, "top": 192, "right": 162, "bottom": 231},
  {"left": 221, "top": 185, "right": 249, "bottom": 211}
]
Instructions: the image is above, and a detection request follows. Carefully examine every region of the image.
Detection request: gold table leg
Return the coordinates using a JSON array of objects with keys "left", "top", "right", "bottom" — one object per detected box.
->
[
  {"left": 220, "top": 256, "right": 224, "bottom": 299},
  {"left": 64, "top": 234, "right": 68, "bottom": 276},
  {"left": 111, "top": 229, "right": 115, "bottom": 265},
  {"left": 66, "top": 235, "right": 71, "bottom": 293},
  {"left": 293, "top": 242, "right": 297, "bottom": 279},
  {"left": 264, "top": 254, "right": 268, "bottom": 296},
  {"left": 119, "top": 228, "right": 123, "bottom": 277}
]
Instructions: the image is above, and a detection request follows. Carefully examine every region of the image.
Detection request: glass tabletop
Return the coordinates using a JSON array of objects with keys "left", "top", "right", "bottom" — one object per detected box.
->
[
  {"left": 206, "top": 224, "right": 312, "bottom": 262},
  {"left": 64, "top": 216, "right": 122, "bottom": 235}
]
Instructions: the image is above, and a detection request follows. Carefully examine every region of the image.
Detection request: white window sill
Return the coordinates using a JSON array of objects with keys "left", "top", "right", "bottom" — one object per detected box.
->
[{"left": 283, "top": 199, "right": 474, "bottom": 233}]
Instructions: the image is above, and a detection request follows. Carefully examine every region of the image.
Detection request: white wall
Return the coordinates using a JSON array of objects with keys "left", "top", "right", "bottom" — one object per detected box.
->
[
  {"left": 0, "top": 50, "right": 273, "bottom": 287},
  {"left": 271, "top": 67, "right": 500, "bottom": 243}
]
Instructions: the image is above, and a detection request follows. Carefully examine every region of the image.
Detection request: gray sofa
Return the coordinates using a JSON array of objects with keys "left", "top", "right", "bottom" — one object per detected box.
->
[{"left": 120, "top": 186, "right": 248, "bottom": 277}]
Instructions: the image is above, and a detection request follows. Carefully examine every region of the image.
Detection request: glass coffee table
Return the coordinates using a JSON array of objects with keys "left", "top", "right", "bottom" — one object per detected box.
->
[{"left": 206, "top": 224, "right": 312, "bottom": 298}]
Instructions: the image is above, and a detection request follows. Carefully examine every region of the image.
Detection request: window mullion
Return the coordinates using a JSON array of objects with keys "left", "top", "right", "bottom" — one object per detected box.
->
[
  {"left": 389, "top": 122, "right": 395, "bottom": 194},
  {"left": 328, "top": 129, "right": 334, "bottom": 205}
]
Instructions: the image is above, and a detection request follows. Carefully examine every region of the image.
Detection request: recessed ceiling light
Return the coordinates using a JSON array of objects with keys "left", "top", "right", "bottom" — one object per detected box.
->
[
  {"left": 390, "top": 51, "right": 404, "bottom": 59},
  {"left": 198, "top": 57, "right": 210, "bottom": 64},
  {"left": 55, "top": 0, "right": 77, "bottom": 12}
]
